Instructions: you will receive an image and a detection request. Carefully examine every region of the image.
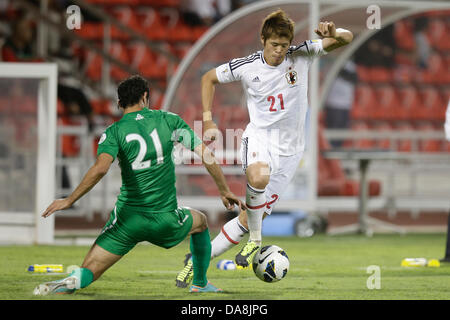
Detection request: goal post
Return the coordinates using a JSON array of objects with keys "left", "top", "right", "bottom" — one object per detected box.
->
[{"left": 0, "top": 63, "right": 57, "bottom": 244}]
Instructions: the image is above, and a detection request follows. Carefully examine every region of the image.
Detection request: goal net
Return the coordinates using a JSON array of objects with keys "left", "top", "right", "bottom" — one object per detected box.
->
[{"left": 0, "top": 63, "right": 57, "bottom": 244}]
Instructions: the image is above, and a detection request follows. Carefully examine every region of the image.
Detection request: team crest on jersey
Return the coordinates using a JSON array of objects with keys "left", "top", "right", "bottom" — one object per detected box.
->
[
  {"left": 285, "top": 69, "right": 298, "bottom": 85},
  {"left": 98, "top": 133, "right": 106, "bottom": 144},
  {"left": 135, "top": 114, "right": 144, "bottom": 120}
]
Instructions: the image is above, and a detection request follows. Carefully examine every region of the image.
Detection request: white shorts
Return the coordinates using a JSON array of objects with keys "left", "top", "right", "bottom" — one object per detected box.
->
[{"left": 240, "top": 132, "right": 303, "bottom": 215}]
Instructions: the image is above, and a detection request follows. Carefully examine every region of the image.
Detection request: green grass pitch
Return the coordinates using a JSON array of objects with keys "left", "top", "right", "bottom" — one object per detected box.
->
[{"left": 1, "top": 233, "right": 449, "bottom": 300}]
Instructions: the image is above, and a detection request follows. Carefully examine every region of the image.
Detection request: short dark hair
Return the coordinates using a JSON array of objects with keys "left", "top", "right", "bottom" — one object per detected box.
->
[
  {"left": 117, "top": 75, "right": 150, "bottom": 109},
  {"left": 261, "top": 9, "right": 295, "bottom": 43}
]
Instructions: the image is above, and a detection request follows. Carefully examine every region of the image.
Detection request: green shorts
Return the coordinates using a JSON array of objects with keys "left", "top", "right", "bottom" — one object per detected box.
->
[{"left": 95, "top": 204, "right": 193, "bottom": 256}]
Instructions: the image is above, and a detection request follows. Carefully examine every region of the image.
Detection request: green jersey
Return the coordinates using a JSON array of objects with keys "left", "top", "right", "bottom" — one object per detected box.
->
[{"left": 97, "top": 108, "right": 202, "bottom": 212}]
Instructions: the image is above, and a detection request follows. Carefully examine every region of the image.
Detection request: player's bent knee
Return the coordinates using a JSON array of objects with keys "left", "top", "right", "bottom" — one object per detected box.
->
[
  {"left": 189, "top": 209, "right": 208, "bottom": 234},
  {"left": 246, "top": 166, "right": 270, "bottom": 189}
]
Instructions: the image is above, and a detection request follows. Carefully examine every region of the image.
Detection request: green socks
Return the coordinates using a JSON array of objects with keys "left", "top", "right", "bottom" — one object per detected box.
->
[
  {"left": 190, "top": 228, "right": 212, "bottom": 287},
  {"left": 70, "top": 268, "right": 94, "bottom": 289}
]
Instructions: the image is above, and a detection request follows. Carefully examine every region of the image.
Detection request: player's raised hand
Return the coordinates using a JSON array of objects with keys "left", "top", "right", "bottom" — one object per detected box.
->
[
  {"left": 203, "top": 119, "right": 220, "bottom": 141},
  {"left": 315, "top": 21, "right": 336, "bottom": 38},
  {"left": 42, "top": 198, "right": 72, "bottom": 218},
  {"left": 220, "top": 191, "right": 247, "bottom": 212}
]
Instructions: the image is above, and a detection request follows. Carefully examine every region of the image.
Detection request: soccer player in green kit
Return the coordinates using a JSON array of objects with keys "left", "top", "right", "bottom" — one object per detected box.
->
[{"left": 33, "top": 75, "right": 244, "bottom": 295}]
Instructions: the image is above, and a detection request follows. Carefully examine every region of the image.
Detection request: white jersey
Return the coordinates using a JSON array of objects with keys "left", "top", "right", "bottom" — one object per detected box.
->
[{"left": 216, "top": 39, "right": 327, "bottom": 155}]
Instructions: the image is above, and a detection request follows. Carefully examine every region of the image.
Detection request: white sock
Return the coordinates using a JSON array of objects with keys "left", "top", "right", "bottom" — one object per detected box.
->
[
  {"left": 211, "top": 216, "right": 248, "bottom": 259},
  {"left": 245, "top": 183, "right": 266, "bottom": 244}
]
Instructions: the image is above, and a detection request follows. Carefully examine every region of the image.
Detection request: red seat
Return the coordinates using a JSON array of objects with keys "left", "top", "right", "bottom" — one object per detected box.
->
[
  {"left": 373, "top": 122, "right": 393, "bottom": 149},
  {"left": 369, "top": 67, "right": 393, "bottom": 83},
  {"left": 396, "top": 86, "right": 422, "bottom": 120},
  {"left": 418, "top": 87, "right": 446, "bottom": 121},
  {"left": 91, "top": 99, "right": 112, "bottom": 116},
  {"left": 351, "top": 121, "right": 375, "bottom": 149},
  {"left": 417, "top": 53, "right": 447, "bottom": 84},
  {"left": 351, "top": 84, "right": 376, "bottom": 120},
  {"left": 74, "top": 22, "right": 104, "bottom": 40},
  {"left": 85, "top": 42, "right": 131, "bottom": 81},
  {"left": 356, "top": 65, "right": 371, "bottom": 82},
  {"left": 318, "top": 126, "right": 381, "bottom": 196},
  {"left": 139, "top": 0, "right": 180, "bottom": 6},
  {"left": 394, "top": 20, "right": 415, "bottom": 51},
  {"left": 128, "top": 42, "right": 161, "bottom": 78},
  {"left": 426, "top": 19, "right": 450, "bottom": 51},
  {"left": 59, "top": 116, "right": 81, "bottom": 157},
  {"left": 417, "top": 122, "right": 441, "bottom": 152},
  {"left": 85, "top": 49, "right": 102, "bottom": 81},
  {"left": 162, "top": 9, "right": 196, "bottom": 42},
  {"left": 111, "top": 6, "right": 142, "bottom": 34},
  {"left": 373, "top": 85, "right": 399, "bottom": 120},
  {"left": 135, "top": 8, "right": 168, "bottom": 41},
  {"left": 110, "top": 41, "right": 131, "bottom": 80},
  {"left": 395, "top": 122, "right": 414, "bottom": 152}
]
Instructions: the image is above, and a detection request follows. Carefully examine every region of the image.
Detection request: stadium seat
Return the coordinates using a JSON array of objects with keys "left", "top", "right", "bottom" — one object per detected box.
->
[
  {"left": 351, "top": 84, "right": 376, "bottom": 120},
  {"left": 110, "top": 41, "right": 131, "bottom": 80},
  {"left": 418, "top": 87, "right": 446, "bottom": 121},
  {"left": 74, "top": 22, "right": 104, "bottom": 40},
  {"left": 128, "top": 42, "right": 161, "bottom": 78},
  {"left": 426, "top": 18, "right": 450, "bottom": 51},
  {"left": 394, "top": 20, "right": 415, "bottom": 51},
  {"left": 58, "top": 116, "right": 81, "bottom": 157},
  {"left": 417, "top": 122, "right": 441, "bottom": 152},
  {"left": 135, "top": 7, "right": 168, "bottom": 41},
  {"left": 162, "top": 9, "right": 196, "bottom": 42},
  {"left": 110, "top": 6, "right": 142, "bottom": 34},
  {"left": 369, "top": 67, "right": 393, "bottom": 83},
  {"left": 356, "top": 65, "right": 371, "bottom": 83},
  {"left": 392, "top": 65, "right": 414, "bottom": 84},
  {"left": 91, "top": 99, "right": 112, "bottom": 116},
  {"left": 372, "top": 85, "right": 399, "bottom": 120},
  {"left": 85, "top": 42, "right": 133, "bottom": 81},
  {"left": 396, "top": 85, "right": 422, "bottom": 121},
  {"left": 373, "top": 122, "right": 393, "bottom": 149},
  {"left": 318, "top": 126, "right": 381, "bottom": 196},
  {"left": 417, "top": 53, "right": 447, "bottom": 84},
  {"left": 139, "top": 0, "right": 180, "bottom": 6},
  {"left": 395, "top": 122, "right": 414, "bottom": 152},
  {"left": 350, "top": 121, "right": 375, "bottom": 149},
  {"left": 84, "top": 49, "right": 102, "bottom": 81}
]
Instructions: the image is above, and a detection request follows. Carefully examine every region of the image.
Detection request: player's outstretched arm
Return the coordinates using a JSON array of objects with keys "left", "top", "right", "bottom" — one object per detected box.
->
[
  {"left": 194, "top": 143, "right": 246, "bottom": 211},
  {"left": 42, "top": 153, "right": 114, "bottom": 218},
  {"left": 315, "top": 21, "right": 353, "bottom": 52},
  {"left": 201, "top": 68, "right": 220, "bottom": 141}
]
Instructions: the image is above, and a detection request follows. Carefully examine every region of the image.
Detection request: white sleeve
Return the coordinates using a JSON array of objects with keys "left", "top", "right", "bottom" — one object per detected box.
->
[
  {"left": 445, "top": 100, "right": 450, "bottom": 141},
  {"left": 289, "top": 39, "right": 327, "bottom": 59},
  {"left": 216, "top": 61, "right": 240, "bottom": 83}
]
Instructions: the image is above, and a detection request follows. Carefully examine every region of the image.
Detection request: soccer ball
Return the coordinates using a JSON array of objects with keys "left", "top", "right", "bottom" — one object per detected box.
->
[{"left": 252, "top": 245, "right": 289, "bottom": 282}]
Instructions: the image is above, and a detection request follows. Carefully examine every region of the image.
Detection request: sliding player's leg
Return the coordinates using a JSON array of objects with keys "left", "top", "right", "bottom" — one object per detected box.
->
[
  {"left": 33, "top": 244, "right": 122, "bottom": 296},
  {"left": 176, "top": 208, "right": 222, "bottom": 292},
  {"left": 34, "top": 205, "right": 134, "bottom": 296}
]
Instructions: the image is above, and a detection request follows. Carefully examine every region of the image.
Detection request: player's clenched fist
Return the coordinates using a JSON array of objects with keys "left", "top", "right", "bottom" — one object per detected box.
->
[
  {"left": 203, "top": 119, "right": 220, "bottom": 141},
  {"left": 315, "top": 21, "right": 336, "bottom": 38}
]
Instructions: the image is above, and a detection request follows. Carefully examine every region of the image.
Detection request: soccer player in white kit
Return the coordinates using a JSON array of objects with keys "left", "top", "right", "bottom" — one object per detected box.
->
[{"left": 176, "top": 9, "right": 353, "bottom": 287}]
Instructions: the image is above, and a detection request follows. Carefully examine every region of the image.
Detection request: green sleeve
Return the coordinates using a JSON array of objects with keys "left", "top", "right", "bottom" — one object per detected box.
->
[
  {"left": 164, "top": 111, "right": 202, "bottom": 151},
  {"left": 97, "top": 125, "right": 119, "bottom": 160}
]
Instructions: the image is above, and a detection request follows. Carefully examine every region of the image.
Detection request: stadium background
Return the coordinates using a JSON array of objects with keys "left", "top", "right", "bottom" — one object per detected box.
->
[{"left": 0, "top": 0, "right": 449, "bottom": 243}]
